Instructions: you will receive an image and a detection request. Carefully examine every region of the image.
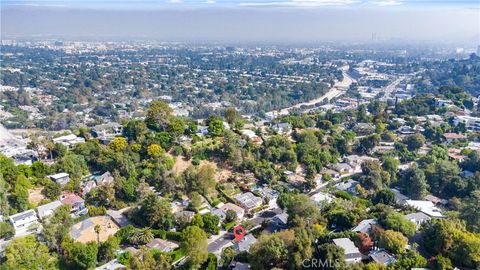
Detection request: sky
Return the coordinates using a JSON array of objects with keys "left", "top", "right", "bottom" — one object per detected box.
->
[{"left": 1, "top": 0, "right": 479, "bottom": 44}]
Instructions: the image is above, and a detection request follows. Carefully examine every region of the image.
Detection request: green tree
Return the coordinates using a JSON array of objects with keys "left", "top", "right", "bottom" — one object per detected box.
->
[
  {"left": 378, "top": 230, "right": 407, "bottom": 255},
  {"left": 460, "top": 190, "right": 480, "bottom": 232},
  {"left": 379, "top": 212, "right": 416, "bottom": 237},
  {"left": 225, "top": 209, "right": 237, "bottom": 222},
  {"left": 314, "top": 243, "right": 346, "bottom": 270},
  {"left": 0, "top": 221, "right": 14, "bottom": 239},
  {"left": 224, "top": 107, "right": 238, "bottom": 125},
  {"left": 128, "top": 228, "right": 154, "bottom": 245},
  {"left": 62, "top": 238, "right": 99, "bottom": 270},
  {"left": 398, "top": 165, "right": 427, "bottom": 200},
  {"left": 98, "top": 236, "right": 120, "bottom": 263},
  {"left": 220, "top": 246, "right": 236, "bottom": 267},
  {"left": 403, "top": 133, "right": 425, "bottom": 151},
  {"left": 207, "top": 115, "right": 224, "bottom": 137},
  {"left": 123, "top": 119, "right": 148, "bottom": 142},
  {"left": 4, "top": 235, "right": 58, "bottom": 270},
  {"left": 202, "top": 213, "right": 220, "bottom": 235},
  {"left": 147, "top": 143, "right": 164, "bottom": 157},
  {"left": 41, "top": 205, "right": 74, "bottom": 252},
  {"left": 181, "top": 226, "right": 208, "bottom": 269},
  {"left": 145, "top": 100, "right": 173, "bottom": 131},
  {"left": 431, "top": 255, "right": 453, "bottom": 270},
  {"left": 392, "top": 250, "right": 427, "bottom": 270},
  {"left": 169, "top": 117, "right": 186, "bottom": 138},
  {"left": 108, "top": 137, "right": 128, "bottom": 152},
  {"left": 371, "top": 189, "right": 396, "bottom": 206},
  {"left": 250, "top": 234, "right": 289, "bottom": 270},
  {"left": 135, "top": 194, "right": 174, "bottom": 230}
]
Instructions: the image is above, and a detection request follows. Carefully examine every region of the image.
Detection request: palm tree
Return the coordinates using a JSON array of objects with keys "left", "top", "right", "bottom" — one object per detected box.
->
[
  {"left": 128, "top": 228, "right": 154, "bottom": 245},
  {"left": 94, "top": 224, "right": 101, "bottom": 245}
]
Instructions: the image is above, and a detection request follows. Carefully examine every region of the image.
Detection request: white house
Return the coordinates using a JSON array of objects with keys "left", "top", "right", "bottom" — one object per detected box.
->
[
  {"left": 52, "top": 134, "right": 85, "bottom": 149},
  {"left": 405, "top": 200, "right": 444, "bottom": 218},
  {"left": 37, "top": 200, "right": 62, "bottom": 220},
  {"left": 48, "top": 172, "right": 70, "bottom": 186},
  {"left": 8, "top": 209, "right": 41, "bottom": 236},
  {"left": 332, "top": 238, "right": 363, "bottom": 264},
  {"left": 235, "top": 192, "right": 263, "bottom": 210}
]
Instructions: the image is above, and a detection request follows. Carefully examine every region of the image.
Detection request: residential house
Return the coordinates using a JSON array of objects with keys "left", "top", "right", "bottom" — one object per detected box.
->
[
  {"left": 332, "top": 238, "right": 363, "bottom": 264},
  {"left": 391, "top": 188, "right": 409, "bottom": 205},
  {"left": 82, "top": 180, "right": 97, "bottom": 196},
  {"left": 369, "top": 250, "right": 396, "bottom": 266},
  {"left": 271, "top": 122, "right": 292, "bottom": 136},
  {"left": 240, "top": 129, "right": 263, "bottom": 144},
  {"left": 453, "top": 115, "right": 480, "bottom": 132},
  {"left": 48, "top": 172, "right": 70, "bottom": 186},
  {"left": 404, "top": 212, "right": 431, "bottom": 229},
  {"left": 435, "top": 99, "right": 453, "bottom": 107},
  {"left": 334, "top": 179, "right": 360, "bottom": 195},
  {"left": 424, "top": 195, "right": 448, "bottom": 206},
  {"left": 310, "top": 192, "right": 333, "bottom": 205},
  {"left": 146, "top": 238, "right": 179, "bottom": 252},
  {"left": 175, "top": 210, "right": 195, "bottom": 223},
  {"left": 442, "top": 133, "right": 466, "bottom": 144},
  {"left": 61, "top": 193, "right": 88, "bottom": 217},
  {"left": 107, "top": 208, "right": 132, "bottom": 227},
  {"left": 37, "top": 200, "right": 62, "bottom": 220},
  {"left": 235, "top": 192, "right": 263, "bottom": 211},
  {"left": 397, "top": 126, "right": 415, "bottom": 135},
  {"left": 91, "top": 122, "right": 123, "bottom": 144},
  {"left": 213, "top": 202, "right": 245, "bottom": 221},
  {"left": 447, "top": 148, "right": 465, "bottom": 162},
  {"left": 258, "top": 187, "right": 279, "bottom": 207},
  {"left": 233, "top": 234, "right": 257, "bottom": 252},
  {"left": 267, "top": 212, "right": 288, "bottom": 233},
  {"left": 95, "top": 171, "right": 114, "bottom": 186},
  {"left": 52, "top": 134, "right": 85, "bottom": 149},
  {"left": 405, "top": 200, "right": 444, "bottom": 218},
  {"left": 95, "top": 259, "right": 126, "bottom": 270},
  {"left": 320, "top": 169, "right": 340, "bottom": 179},
  {"left": 8, "top": 209, "right": 41, "bottom": 237},
  {"left": 352, "top": 219, "right": 377, "bottom": 234},
  {"left": 335, "top": 163, "right": 354, "bottom": 175}
]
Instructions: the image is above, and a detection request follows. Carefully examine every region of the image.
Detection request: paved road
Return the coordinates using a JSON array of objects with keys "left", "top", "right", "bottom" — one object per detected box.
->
[
  {"left": 380, "top": 77, "right": 404, "bottom": 102},
  {"left": 268, "top": 66, "right": 355, "bottom": 116},
  {"left": 208, "top": 232, "right": 234, "bottom": 253}
]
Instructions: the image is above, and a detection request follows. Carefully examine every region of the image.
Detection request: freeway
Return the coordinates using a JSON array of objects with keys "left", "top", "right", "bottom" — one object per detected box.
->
[
  {"left": 267, "top": 66, "right": 355, "bottom": 117},
  {"left": 380, "top": 77, "right": 404, "bottom": 102}
]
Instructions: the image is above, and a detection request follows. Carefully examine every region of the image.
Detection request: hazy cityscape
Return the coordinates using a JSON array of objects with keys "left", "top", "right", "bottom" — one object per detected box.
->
[{"left": 1, "top": 1, "right": 480, "bottom": 270}]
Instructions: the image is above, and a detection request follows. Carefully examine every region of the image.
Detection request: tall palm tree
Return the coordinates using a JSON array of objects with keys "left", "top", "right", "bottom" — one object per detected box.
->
[
  {"left": 128, "top": 228, "right": 154, "bottom": 245},
  {"left": 94, "top": 224, "right": 101, "bottom": 245}
]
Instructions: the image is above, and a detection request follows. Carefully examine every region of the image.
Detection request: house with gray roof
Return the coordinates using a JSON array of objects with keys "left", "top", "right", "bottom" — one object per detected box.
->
[
  {"left": 369, "top": 250, "right": 396, "bottom": 266},
  {"left": 352, "top": 219, "right": 377, "bottom": 234},
  {"left": 404, "top": 212, "right": 431, "bottom": 228},
  {"left": 332, "top": 238, "right": 363, "bottom": 264},
  {"left": 235, "top": 192, "right": 263, "bottom": 211},
  {"left": 37, "top": 200, "right": 62, "bottom": 219},
  {"left": 233, "top": 234, "right": 257, "bottom": 252}
]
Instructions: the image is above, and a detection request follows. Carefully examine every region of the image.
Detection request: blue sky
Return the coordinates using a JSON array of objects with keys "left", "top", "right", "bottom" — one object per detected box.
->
[{"left": 2, "top": 0, "right": 479, "bottom": 9}]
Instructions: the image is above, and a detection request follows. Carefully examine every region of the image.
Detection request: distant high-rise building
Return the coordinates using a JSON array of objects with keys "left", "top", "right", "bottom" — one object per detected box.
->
[{"left": 477, "top": 45, "right": 480, "bottom": 56}]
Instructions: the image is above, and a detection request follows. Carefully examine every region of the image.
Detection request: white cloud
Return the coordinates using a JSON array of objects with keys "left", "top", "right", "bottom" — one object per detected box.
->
[
  {"left": 369, "top": 0, "right": 403, "bottom": 6},
  {"left": 239, "top": 0, "right": 359, "bottom": 7}
]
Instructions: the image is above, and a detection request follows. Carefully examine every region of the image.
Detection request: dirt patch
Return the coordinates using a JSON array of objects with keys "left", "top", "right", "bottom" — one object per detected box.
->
[
  {"left": 200, "top": 160, "right": 232, "bottom": 183},
  {"left": 28, "top": 187, "right": 45, "bottom": 206},
  {"left": 171, "top": 155, "right": 232, "bottom": 183},
  {"left": 172, "top": 155, "right": 192, "bottom": 176}
]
